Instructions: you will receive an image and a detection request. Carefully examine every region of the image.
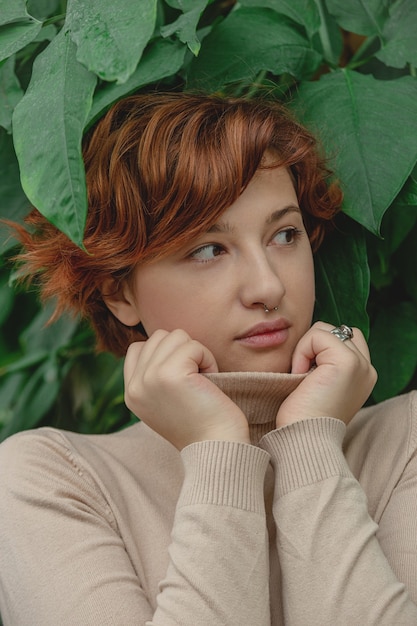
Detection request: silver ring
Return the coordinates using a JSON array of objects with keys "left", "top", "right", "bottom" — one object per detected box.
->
[{"left": 330, "top": 324, "right": 354, "bottom": 342}]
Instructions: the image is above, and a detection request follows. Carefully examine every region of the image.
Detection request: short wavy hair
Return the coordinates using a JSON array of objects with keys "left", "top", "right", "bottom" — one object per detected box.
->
[{"left": 13, "top": 93, "right": 342, "bottom": 356}]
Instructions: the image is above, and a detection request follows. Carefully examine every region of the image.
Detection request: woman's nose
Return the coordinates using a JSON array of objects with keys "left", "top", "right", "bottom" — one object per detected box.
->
[{"left": 239, "top": 252, "right": 285, "bottom": 309}]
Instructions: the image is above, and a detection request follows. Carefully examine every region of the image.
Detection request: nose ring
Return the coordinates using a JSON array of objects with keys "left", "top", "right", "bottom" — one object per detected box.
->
[{"left": 263, "top": 303, "right": 279, "bottom": 313}]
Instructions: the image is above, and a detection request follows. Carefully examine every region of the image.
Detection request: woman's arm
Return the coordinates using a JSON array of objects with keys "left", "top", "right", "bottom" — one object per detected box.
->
[
  {"left": 261, "top": 322, "right": 417, "bottom": 624},
  {"left": 0, "top": 430, "right": 155, "bottom": 625},
  {"left": 123, "top": 329, "right": 271, "bottom": 624},
  {"left": 0, "top": 329, "right": 271, "bottom": 625},
  {"left": 0, "top": 429, "right": 271, "bottom": 626},
  {"left": 150, "top": 438, "right": 270, "bottom": 625},
  {"left": 261, "top": 416, "right": 417, "bottom": 624}
]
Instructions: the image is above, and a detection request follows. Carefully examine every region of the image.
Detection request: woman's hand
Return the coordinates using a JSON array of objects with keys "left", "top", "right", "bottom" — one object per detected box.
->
[
  {"left": 124, "top": 329, "right": 250, "bottom": 450},
  {"left": 277, "top": 322, "right": 377, "bottom": 428}
]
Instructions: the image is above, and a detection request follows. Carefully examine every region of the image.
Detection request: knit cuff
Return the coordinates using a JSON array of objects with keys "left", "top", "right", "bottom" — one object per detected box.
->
[
  {"left": 260, "top": 417, "right": 352, "bottom": 497},
  {"left": 179, "top": 440, "right": 270, "bottom": 514}
]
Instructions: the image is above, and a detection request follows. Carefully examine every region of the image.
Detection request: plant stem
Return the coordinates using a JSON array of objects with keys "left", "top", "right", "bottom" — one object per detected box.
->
[
  {"left": 315, "top": 0, "right": 334, "bottom": 65},
  {"left": 349, "top": 34, "right": 379, "bottom": 66},
  {"left": 44, "top": 13, "right": 66, "bottom": 27}
]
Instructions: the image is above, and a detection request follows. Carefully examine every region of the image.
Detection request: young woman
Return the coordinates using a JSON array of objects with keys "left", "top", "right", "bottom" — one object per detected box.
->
[{"left": 0, "top": 94, "right": 416, "bottom": 625}]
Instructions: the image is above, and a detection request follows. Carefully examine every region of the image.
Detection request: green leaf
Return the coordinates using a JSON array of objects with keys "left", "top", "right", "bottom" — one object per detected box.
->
[
  {"left": 395, "top": 219, "right": 417, "bottom": 306},
  {"left": 325, "top": 0, "right": 390, "bottom": 36},
  {"left": 398, "top": 173, "right": 417, "bottom": 206},
  {"left": 86, "top": 38, "right": 186, "bottom": 128},
  {"left": 377, "top": 204, "right": 417, "bottom": 259},
  {"left": 0, "top": 356, "right": 63, "bottom": 439},
  {"left": 0, "top": 55, "right": 23, "bottom": 133},
  {"left": 293, "top": 70, "right": 417, "bottom": 234},
  {"left": 0, "top": 0, "right": 32, "bottom": 24},
  {"left": 381, "top": 178, "right": 417, "bottom": 252},
  {"left": 0, "top": 0, "right": 42, "bottom": 62},
  {"left": 366, "top": 196, "right": 417, "bottom": 291},
  {"left": 314, "top": 217, "right": 370, "bottom": 337},
  {"left": 59, "top": 351, "right": 125, "bottom": 434},
  {"left": 161, "top": 0, "right": 208, "bottom": 55},
  {"left": 370, "top": 302, "right": 417, "bottom": 402},
  {"left": 20, "top": 302, "right": 79, "bottom": 354},
  {"left": 0, "top": 131, "right": 30, "bottom": 254},
  {"left": 66, "top": 0, "right": 157, "bottom": 84},
  {"left": 165, "top": 0, "right": 197, "bottom": 9},
  {"left": 187, "top": 7, "right": 322, "bottom": 91},
  {"left": 377, "top": 0, "right": 417, "bottom": 69},
  {"left": 0, "top": 372, "right": 26, "bottom": 432},
  {"left": 0, "top": 351, "right": 49, "bottom": 377},
  {"left": 32, "top": 23, "right": 57, "bottom": 43},
  {"left": 411, "top": 162, "right": 417, "bottom": 184},
  {"left": 12, "top": 30, "right": 97, "bottom": 247},
  {"left": 239, "top": 0, "right": 321, "bottom": 37},
  {"left": 27, "top": 0, "right": 63, "bottom": 21},
  {"left": 368, "top": 176, "right": 417, "bottom": 288},
  {"left": 0, "top": 274, "right": 14, "bottom": 326}
]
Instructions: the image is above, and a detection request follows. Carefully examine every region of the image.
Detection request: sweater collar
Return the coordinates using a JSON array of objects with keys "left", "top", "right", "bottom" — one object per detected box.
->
[{"left": 205, "top": 371, "right": 306, "bottom": 444}]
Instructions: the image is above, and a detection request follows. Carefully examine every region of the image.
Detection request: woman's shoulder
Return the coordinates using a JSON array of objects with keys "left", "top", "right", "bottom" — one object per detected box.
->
[
  {"left": 0, "top": 427, "right": 121, "bottom": 530},
  {"left": 0, "top": 422, "right": 182, "bottom": 507},
  {"left": 0, "top": 419, "right": 176, "bottom": 464},
  {"left": 0, "top": 423, "right": 142, "bottom": 475},
  {"left": 0, "top": 426, "right": 81, "bottom": 479},
  {"left": 346, "top": 390, "right": 417, "bottom": 454},
  {"left": 344, "top": 390, "right": 417, "bottom": 520}
]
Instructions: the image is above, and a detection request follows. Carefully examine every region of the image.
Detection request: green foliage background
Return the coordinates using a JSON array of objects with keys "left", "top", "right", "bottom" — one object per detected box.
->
[{"left": 1, "top": 0, "right": 417, "bottom": 441}]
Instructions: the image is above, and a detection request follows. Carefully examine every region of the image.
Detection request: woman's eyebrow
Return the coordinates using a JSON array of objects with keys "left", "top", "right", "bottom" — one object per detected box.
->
[
  {"left": 266, "top": 205, "right": 301, "bottom": 225},
  {"left": 207, "top": 205, "right": 301, "bottom": 234},
  {"left": 207, "top": 221, "right": 234, "bottom": 234}
]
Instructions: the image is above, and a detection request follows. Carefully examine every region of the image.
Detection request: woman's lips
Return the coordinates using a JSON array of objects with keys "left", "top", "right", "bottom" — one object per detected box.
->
[{"left": 235, "top": 320, "right": 290, "bottom": 348}]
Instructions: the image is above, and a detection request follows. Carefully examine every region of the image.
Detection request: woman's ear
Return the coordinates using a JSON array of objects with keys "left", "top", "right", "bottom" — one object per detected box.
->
[{"left": 101, "top": 278, "right": 141, "bottom": 327}]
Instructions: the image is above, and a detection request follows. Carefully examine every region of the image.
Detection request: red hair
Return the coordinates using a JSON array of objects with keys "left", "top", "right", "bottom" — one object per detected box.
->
[{"left": 13, "top": 93, "right": 342, "bottom": 356}]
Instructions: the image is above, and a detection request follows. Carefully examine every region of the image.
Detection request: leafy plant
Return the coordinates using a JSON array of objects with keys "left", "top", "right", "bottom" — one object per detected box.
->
[{"left": 1, "top": 0, "right": 417, "bottom": 440}]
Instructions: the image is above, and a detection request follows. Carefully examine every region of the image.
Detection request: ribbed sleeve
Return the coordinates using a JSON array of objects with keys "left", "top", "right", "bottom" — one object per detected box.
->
[
  {"left": 180, "top": 440, "right": 270, "bottom": 512},
  {"left": 260, "top": 417, "right": 351, "bottom": 496},
  {"left": 260, "top": 411, "right": 417, "bottom": 624},
  {"left": 152, "top": 440, "right": 271, "bottom": 625}
]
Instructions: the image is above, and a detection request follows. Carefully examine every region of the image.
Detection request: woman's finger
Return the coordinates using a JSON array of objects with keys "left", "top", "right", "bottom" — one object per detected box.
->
[{"left": 291, "top": 322, "right": 370, "bottom": 374}]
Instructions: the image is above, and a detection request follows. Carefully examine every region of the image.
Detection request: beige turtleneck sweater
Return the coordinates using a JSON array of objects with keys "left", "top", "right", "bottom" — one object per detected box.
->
[{"left": 1, "top": 371, "right": 417, "bottom": 625}]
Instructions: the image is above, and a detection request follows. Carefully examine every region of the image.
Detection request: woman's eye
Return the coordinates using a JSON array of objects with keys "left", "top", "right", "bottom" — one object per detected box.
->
[
  {"left": 272, "top": 228, "right": 302, "bottom": 245},
  {"left": 190, "top": 244, "right": 225, "bottom": 261}
]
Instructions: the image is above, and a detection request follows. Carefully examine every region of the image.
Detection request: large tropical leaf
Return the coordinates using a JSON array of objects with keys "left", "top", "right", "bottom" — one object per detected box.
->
[
  {"left": 0, "top": 132, "right": 31, "bottom": 254},
  {"left": 12, "top": 30, "right": 97, "bottom": 247},
  {"left": 0, "top": 0, "right": 42, "bottom": 62},
  {"left": 187, "top": 7, "right": 322, "bottom": 90},
  {"left": 377, "top": 0, "right": 417, "bottom": 69},
  {"left": 293, "top": 70, "right": 417, "bottom": 234},
  {"left": 86, "top": 38, "right": 186, "bottom": 128},
  {"left": 325, "top": 0, "right": 390, "bottom": 36},
  {"left": 66, "top": 0, "right": 157, "bottom": 84},
  {"left": 0, "top": 56, "right": 23, "bottom": 133},
  {"left": 161, "top": 0, "right": 209, "bottom": 55},
  {"left": 239, "top": 0, "right": 321, "bottom": 37},
  {"left": 26, "top": 0, "right": 62, "bottom": 20}
]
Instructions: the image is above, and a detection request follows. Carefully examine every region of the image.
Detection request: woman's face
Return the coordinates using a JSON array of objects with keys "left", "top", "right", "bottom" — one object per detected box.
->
[{"left": 116, "top": 165, "right": 315, "bottom": 373}]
